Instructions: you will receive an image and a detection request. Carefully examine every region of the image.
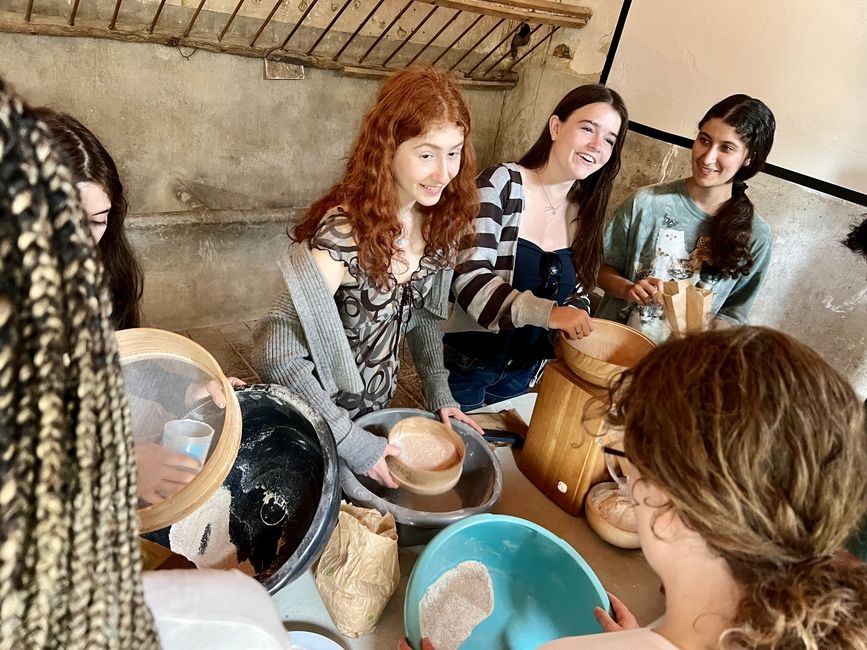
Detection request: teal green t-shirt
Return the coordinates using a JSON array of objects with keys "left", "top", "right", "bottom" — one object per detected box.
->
[{"left": 597, "top": 179, "right": 773, "bottom": 341}]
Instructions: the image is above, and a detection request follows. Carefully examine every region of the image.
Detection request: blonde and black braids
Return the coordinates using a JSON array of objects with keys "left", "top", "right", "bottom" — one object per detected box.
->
[
  {"left": 0, "top": 83, "right": 159, "bottom": 649},
  {"left": 606, "top": 327, "right": 867, "bottom": 649}
]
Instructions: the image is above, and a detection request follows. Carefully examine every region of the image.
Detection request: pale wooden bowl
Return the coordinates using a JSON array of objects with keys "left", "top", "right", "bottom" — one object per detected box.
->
[
  {"left": 585, "top": 482, "right": 641, "bottom": 549},
  {"left": 116, "top": 328, "right": 242, "bottom": 534},
  {"left": 386, "top": 416, "right": 466, "bottom": 496},
  {"left": 559, "top": 319, "right": 655, "bottom": 387}
]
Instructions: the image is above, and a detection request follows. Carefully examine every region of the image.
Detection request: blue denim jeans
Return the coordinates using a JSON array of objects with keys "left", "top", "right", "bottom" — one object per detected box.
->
[{"left": 444, "top": 334, "right": 540, "bottom": 411}]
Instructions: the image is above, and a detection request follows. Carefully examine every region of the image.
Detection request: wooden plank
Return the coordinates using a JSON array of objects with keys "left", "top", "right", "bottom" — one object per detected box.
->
[
  {"left": 217, "top": 321, "right": 257, "bottom": 365},
  {"left": 341, "top": 64, "right": 516, "bottom": 88},
  {"left": 0, "top": 13, "right": 345, "bottom": 71},
  {"left": 187, "top": 325, "right": 256, "bottom": 381},
  {"left": 0, "top": 13, "right": 518, "bottom": 86},
  {"left": 418, "top": 0, "right": 590, "bottom": 29}
]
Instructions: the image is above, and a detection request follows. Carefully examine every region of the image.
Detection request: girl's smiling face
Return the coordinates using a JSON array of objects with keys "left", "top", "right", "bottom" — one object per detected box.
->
[
  {"left": 691, "top": 118, "right": 751, "bottom": 188},
  {"left": 547, "top": 102, "right": 622, "bottom": 181},
  {"left": 392, "top": 124, "right": 465, "bottom": 210}
]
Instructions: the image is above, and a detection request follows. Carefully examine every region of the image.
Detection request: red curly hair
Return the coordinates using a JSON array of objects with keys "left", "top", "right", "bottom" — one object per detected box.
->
[{"left": 294, "top": 67, "right": 479, "bottom": 289}]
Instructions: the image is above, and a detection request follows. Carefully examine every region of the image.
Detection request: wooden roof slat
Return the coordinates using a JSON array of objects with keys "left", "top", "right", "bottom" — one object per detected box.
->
[{"left": 418, "top": 0, "right": 590, "bottom": 29}]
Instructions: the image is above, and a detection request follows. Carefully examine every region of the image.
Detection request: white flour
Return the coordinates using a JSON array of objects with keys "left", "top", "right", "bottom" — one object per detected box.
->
[
  {"left": 419, "top": 560, "right": 494, "bottom": 650},
  {"left": 168, "top": 485, "right": 255, "bottom": 575},
  {"left": 397, "top": 432, "right": 458, "bottom": 470}
]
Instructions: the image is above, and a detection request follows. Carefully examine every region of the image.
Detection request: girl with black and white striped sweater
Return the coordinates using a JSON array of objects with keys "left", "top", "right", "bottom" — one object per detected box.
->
[{"left": 444, "top": 85, "right": 629, "bottom": 410}]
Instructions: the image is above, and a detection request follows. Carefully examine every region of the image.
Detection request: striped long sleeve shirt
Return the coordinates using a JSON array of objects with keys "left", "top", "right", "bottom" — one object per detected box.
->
[{"left": 445, "top": 163, "right": 591, "bottom": 334}]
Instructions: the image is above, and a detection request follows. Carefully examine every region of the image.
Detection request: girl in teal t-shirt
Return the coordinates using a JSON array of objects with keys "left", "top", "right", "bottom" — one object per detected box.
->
[{"left": 597, "top": 94, "right": 776, "bottom": 341}]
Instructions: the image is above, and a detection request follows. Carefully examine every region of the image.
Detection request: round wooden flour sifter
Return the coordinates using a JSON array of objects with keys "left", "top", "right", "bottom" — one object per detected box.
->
[
  {"left": 116, "top": 328, "right": 242, "bottom": 534},
  {"left": 558, "top": 318, "right": 655, "bottom": 386},
  {"left": 386, "top": 416, "right": 466, "bottom": 496}
]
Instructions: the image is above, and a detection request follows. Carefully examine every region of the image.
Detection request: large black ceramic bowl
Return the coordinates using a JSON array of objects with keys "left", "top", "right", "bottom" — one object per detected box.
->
[
  {"left": 341, "top": 408, "right": 503, "bottom": 546},
  {"left": 144, "top": 384, "right": 340, "bottom": 593}
]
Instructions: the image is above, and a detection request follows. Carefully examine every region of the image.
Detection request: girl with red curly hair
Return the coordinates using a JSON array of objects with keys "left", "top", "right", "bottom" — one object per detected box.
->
[{"left": 254, "top": 68, "right": 482, "bottom": 487}]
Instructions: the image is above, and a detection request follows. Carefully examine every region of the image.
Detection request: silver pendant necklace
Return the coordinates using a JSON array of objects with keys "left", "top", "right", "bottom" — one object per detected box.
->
[{"left": 534, "top": 169, "right": 561, "bottom": 215}]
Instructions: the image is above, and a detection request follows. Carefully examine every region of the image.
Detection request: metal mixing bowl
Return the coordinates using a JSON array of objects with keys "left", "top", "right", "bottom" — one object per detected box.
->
[{"left": 340, "top": 408, "right": 503, "bottom": 546}]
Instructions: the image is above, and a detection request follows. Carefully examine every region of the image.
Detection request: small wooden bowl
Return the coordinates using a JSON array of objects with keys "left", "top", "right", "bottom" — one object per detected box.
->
[
  {"left": 386, "top": 417, "right": 466, "bottom": 496},
  {"left": 585, "top": 482, "right": 640, "bottom": 549},
  {"left": 559, "top": 319, "right": 655, "bottom": 387}
]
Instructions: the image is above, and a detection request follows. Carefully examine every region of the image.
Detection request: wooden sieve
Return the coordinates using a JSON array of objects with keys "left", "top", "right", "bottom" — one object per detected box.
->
[
  {"left": 116, "top": 328, "right": 242, "bottom": 533},
  {"left": 559, "top": 319, "right": 655, "bottom": 387},
  {"left": 386, "top": 416, "right": 466, "bottom": 496}
]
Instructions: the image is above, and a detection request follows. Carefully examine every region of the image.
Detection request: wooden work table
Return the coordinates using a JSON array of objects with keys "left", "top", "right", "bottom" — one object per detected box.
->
[{"left": 272, "top": 405, "right": 665, "bottom": 649}]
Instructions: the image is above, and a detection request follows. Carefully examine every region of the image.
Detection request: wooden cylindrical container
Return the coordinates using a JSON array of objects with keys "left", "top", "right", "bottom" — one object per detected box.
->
[{"left": 518, "top": 361, "right": 609, "bottom": 515}]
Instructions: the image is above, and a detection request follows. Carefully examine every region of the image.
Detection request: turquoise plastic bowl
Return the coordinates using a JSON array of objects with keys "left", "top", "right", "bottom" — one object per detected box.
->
[{"left": 404, "top": 514, "right": 609, "bottom": 649}]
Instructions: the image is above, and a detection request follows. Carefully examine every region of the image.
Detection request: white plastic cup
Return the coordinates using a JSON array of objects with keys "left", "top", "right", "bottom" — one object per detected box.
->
[{"left": 162, "top": 419, "right": 215, "bottom": 463}]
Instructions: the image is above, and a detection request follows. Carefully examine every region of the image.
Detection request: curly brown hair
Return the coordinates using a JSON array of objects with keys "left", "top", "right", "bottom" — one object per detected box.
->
[
  {"left": 293, "top": 67, "right": 479, "bottom": 289},
  {"left": 0, "top": 82, "right": 158, "bottom": 648},
  {"left": 843, "top": 214, "right": 867, "bottom": 262},
  {"left": 605, "top": 327, "right": 867, "bottom": 649}
]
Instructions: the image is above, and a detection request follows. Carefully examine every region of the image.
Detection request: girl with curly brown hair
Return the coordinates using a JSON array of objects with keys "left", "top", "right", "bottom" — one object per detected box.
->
[
  {"left": 543, "top": 327, "right": 867, "bottom": 649},
  {"left": 597, "top": 95, "right": 776, "bottom": 341},
  {"left": 254, "top": 67, "right": 482, "bottom": 487}
]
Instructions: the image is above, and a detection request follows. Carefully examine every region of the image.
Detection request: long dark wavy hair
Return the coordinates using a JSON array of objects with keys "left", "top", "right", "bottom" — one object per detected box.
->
[
  {"left": 293, "top": 67, "right": 479, "bottom": 289},
  {"left": 606, "top": 327, "right": 867, "bottom": 649},
  {"left": 698, "top": 95, "right": 776, "bottom": 279},
  {"left": 842, "top": 214, "right": 867, "bottom": 262},
  {"left": 31, "top": 108, "right": 144, "bottom": 329},
  {"left": 518, "top": 84, "right": 628, "bottom": 293}
]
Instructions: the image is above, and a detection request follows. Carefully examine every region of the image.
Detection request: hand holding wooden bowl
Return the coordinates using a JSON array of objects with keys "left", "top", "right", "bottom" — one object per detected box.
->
[
  {"left": 559, "top": 319, "right": 655, "bottom": 387},
  {"left": 386, "top": 417, "right": 466, "bottom": 496}
]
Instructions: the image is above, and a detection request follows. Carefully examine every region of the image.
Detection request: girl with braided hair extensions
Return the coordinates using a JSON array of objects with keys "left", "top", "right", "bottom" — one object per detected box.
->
[
  {"left": 0, "top": 83, "right": 288, "bottom": 649},
  {"left": 597, "top": 95, "right": 776, "bottom": 341},
  {"left": 254, "top": 67, "right": 483, "bottom": 488},
  {"left": 543, "top": 327, "right": 867, "bottom": 649}
]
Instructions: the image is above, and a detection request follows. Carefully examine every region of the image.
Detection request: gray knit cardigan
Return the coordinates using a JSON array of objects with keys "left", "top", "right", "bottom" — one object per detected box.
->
[{"left": 253, "top": 242, "right": 459, "bottom": 474}]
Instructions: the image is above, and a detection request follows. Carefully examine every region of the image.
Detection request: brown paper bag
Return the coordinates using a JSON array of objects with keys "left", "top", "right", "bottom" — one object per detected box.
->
[
  {"left": 685, "top": 285, "right": 713, "bottom": 333},
  {"left": 314, "top": 502, "right": 400, "bottom": 637},
  {"left": 661, "top": 280, "right": 690, "bottom": 336}
]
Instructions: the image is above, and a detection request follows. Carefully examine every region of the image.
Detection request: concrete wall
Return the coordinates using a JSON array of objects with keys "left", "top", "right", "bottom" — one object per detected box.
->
[
  {"left": 0, "top": 34, "right": 504, "bottom": 213},
  {"left": 2, "top": 4, "right": 865, "bottom": 396},
  {"left": 486, "top": 0, "right": 867, "bottom": 397},
  {"left": 0, "top": 32, "right": 505, "bottom": 329}
]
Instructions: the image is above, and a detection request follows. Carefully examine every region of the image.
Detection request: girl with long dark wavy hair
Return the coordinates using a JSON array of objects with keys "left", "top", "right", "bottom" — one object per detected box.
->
[
  {"left": 543, "top": 327, "right": 867, "bottom": 649},
  {"left": 597, "top": 95, "right": 775, "bottom": 340},
  {"left": 444, "top": 85, "right": 628, "bottom": 410},
  {"left": 31, "top": 108, "right": 144, "bottom": 330},
  {"left": 254, "top": 68, "right": 482, "bottom": 487}
]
